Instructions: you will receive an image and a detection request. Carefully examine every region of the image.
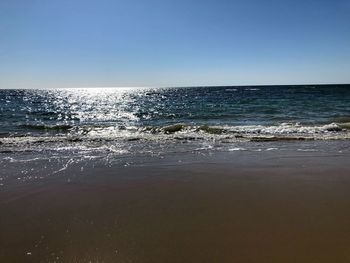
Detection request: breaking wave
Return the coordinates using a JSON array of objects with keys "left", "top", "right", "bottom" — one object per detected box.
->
[{"left": 1, "top": 122, "right": 349, "bottom": 149}]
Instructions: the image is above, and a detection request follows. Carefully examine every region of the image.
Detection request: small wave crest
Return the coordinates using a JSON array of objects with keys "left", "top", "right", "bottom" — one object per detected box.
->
[
  {"left": 140, "top": 122, "right": 347, "bottom": 136},
  {"left": 338, "top": 122, "right": 350, "bottom": 130},
  {"left": 1, "top": 122, "right": 349, "bottom": 150}
]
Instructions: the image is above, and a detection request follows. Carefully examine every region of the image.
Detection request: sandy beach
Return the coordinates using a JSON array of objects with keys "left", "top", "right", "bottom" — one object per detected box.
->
[
  {"left": 1, "top": 0, "right": 350, "bottom": 260},
  {"left": 1, "top": 147, "right": 350, "bottom": 262}
]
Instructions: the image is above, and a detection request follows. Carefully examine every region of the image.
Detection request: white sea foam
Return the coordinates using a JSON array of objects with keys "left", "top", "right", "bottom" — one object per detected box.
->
[
  {"left": 266, "top": 148, "right": 278, "bottom": 151},
  {"left": 223, "top": 122, "right": 343, "bottom": 135},
  {"left": 297, "top": 149, "right": 317, "bottom": 152},
  {"left": 229, "top": 147, "right": 247, "bottom": 151},
  {"left": 0, "top": 123, "right": 349, "bottom": 157}
]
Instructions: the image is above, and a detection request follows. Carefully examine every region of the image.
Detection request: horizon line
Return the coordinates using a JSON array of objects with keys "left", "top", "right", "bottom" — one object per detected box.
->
[{"left": 1, "top": 83, "right": 350, "bottom": 90}]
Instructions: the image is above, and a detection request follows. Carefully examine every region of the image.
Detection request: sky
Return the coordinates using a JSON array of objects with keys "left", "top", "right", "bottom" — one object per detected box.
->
[{"left": 0, "top": 0, "right": 350, "bottom": 88}]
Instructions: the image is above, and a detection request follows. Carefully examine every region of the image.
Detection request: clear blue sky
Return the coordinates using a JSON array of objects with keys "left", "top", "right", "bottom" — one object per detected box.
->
[{"left": 0, "top": 0, "right": 350, "bottom": 88}]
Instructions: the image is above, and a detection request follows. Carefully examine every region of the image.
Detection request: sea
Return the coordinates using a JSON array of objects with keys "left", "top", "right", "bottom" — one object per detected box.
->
[{"left": 1, "top": 85, "right": 350, "bottom": 178}]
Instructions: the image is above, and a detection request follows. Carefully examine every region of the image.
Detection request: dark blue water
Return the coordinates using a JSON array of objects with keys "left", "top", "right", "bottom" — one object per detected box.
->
[
  {"left": 1, "top": 85, "right": 350, "bottom": 135},
  {"left": 0, "top": 85, "right": 350, "bottom": 156}
]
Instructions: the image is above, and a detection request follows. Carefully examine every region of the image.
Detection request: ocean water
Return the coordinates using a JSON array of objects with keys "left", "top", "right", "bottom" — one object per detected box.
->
[{"left": 1, "top": 85, "right": 350, "bottom": 172}]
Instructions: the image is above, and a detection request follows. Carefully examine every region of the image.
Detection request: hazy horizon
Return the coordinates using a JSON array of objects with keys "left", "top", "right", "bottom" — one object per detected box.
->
[{"left": 1, "top": 83, "right": 350, "bottom": 90}]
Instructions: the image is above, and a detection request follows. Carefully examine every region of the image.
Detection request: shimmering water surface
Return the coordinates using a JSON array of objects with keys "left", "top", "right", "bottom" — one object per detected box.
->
[{"left": 1, "top": 85, "right": 350, "bottom": 173}]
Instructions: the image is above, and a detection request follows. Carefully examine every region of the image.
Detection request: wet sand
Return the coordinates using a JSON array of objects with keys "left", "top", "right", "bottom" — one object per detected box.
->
[{"left": 1, "top": 150, "right": 350, "bottom": 262}]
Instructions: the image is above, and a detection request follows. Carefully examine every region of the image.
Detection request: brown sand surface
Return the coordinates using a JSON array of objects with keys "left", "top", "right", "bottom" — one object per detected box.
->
[{"left": 1, "top": 151, "right": 350, "bottom": 262}]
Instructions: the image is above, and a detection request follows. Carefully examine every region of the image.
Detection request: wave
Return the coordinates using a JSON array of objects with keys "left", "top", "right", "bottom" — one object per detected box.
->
[
  {"left": 1, "top": 122, "right": 350, "bottom": 147},
  {"left": 140, "top": 122, "right": 347, "bottom": 136},
  {"left": 13, "top": 122, "right": 348, "bottom": 139},
  {"left": 338, "top": 122, "right": 350, "bottom": 130}
]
